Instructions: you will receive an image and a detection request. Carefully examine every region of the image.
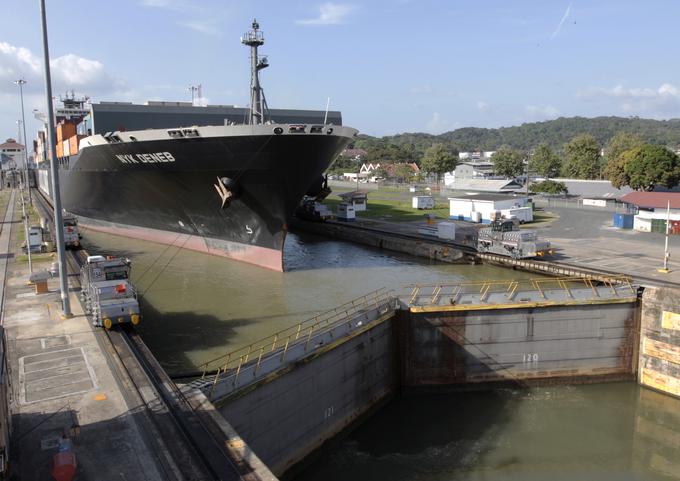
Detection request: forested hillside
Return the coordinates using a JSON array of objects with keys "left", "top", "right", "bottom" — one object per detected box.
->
[{"left": 352, "top": 116, "right": 680, "bottom": 159}]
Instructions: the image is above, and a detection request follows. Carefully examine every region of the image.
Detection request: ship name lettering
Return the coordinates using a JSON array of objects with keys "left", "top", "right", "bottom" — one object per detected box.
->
[
  {"left": 116, "top": 152, "right": 175, "bottom": 164},
  {"left": 116, "top": 154, "right": 138, "bottom": 164}
]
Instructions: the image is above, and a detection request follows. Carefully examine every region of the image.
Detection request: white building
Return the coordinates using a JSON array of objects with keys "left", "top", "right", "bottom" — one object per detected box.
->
[
  {"left": 458, "top": 151, "right": 496, "bottom": 161},
  {"left": 448, "top": 193, "right": 532, "bottom": 223},
  {"left": 444, "top": 161, "right": 495, "bottom": 185},
  {"left": 0, "top": 138, "right": 24, "bottom": 171},
  {"left": 444, "top": 178, "right": 524, "bottom": 193},
  {"left": 338, "top": 191, "right": 368, "bottom": 212}
]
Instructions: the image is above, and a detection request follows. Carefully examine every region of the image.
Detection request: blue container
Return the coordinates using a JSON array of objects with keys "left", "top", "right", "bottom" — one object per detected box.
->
[
  {"left": 612, "top": 213, "right": 634, "bottom": 229},
  {"left": 612, "top": 213, "right": 623, "bottom": 228},
  {"left": 622, "top": 214, "right": 634, "bottom": 229}
]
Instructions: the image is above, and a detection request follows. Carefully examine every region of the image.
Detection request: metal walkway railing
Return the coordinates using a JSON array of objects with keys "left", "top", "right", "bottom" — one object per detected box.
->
[
  {"left": 198, "top": 288, "right": 396, "bottom": 399},
  {"left": 405, "top": 275, "right": 636, "bottom": 308},
  {"left": 189, "top": 275, "right": 638, "bottom": 400}
]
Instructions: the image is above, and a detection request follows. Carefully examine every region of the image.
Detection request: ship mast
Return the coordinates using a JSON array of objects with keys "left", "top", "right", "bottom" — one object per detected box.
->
[{"left": 241, "top": 19, "right": 269, "bottom": 125}]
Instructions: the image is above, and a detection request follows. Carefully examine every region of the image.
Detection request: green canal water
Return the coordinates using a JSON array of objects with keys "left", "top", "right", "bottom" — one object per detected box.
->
[
  {"left": 293, "top": 382, "right": 680, "bottom": 481},
  {"left": 80, "top": 228, "right": 680, "bottom": 481},
  {"left": 80, "top": 228, "right": 537, "bottom": 374}
]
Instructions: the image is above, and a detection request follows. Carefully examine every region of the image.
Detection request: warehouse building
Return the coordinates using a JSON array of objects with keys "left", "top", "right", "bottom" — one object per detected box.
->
[
  {"left": 619, "top": 192, "right": 680, "bottom": 233},
  {"left": 448, "top": 193, "right": 531, "bottom": 223}
]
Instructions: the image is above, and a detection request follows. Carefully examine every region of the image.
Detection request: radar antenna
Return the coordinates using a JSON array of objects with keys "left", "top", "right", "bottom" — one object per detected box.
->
[{"left": 241, "top": 19, "right": 269, "bottom": 125}]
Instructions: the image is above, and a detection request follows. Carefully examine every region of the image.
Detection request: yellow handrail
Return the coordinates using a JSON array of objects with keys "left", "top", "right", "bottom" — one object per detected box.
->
[
  {"left": 197, "top": 288, "right": 392, "bottom": 374},
  {"left": 402, "top": 275, "right": 633, "bottom": 307}
]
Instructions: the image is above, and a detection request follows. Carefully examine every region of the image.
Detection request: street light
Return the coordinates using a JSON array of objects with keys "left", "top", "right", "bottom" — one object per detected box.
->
[
  {"left": 14, "top": 78, "right": 32, "bottom": 204},
  {"left": 39, "top": 0, "right": 71, "bottom": 317}
]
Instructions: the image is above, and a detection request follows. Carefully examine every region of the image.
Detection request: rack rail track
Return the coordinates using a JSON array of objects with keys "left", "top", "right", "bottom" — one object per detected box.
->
[{"left": 33, "top": 188, "right": 254, "bottom": 481}]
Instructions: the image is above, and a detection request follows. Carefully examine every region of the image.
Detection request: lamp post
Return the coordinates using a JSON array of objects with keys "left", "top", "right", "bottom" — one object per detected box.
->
[
  {"left": 14, "top": 79, "right": 32, "bottom": 204},
  {"left": 659, "top": 201, "right": 672, "bottom": 274},
  {"left": 15, "top": 120, "right": 24, "bottom": 193},
  {"left": 39, "top": 0, "right": 71, "bottom": 317}
]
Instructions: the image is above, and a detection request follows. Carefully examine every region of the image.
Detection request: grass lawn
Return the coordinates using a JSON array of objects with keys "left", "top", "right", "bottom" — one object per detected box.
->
[
  {"left": 326, "top": 185, "right": 560, "bottom": 225},
  {"left": 523, "top": 208, "right": 559, "bottom": 228},
  {"left": 324, "top": 197, "right": 450, "bottom": 222},
  {"left": 16, "top": 252, "right": 56, "bottom": 264},
  {"left": 14, "top": 191, "right": 43, "bottom": 247}
]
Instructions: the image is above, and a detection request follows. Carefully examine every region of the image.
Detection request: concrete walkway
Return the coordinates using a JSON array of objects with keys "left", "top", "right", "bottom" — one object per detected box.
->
[
  {"left": 533, "top": 205, "right": 680, "bottom": 285},
  {"left": 1, "top": 191, "right": 167, "bottom": 480}
]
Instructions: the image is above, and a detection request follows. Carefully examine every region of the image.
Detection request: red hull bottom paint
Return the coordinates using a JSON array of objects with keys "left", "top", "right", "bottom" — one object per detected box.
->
[{"left": 78, "top": 219, "right": 285, "bottom": 272}]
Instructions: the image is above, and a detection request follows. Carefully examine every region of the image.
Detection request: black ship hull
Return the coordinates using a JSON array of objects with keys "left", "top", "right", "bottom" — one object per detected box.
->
[{"left": 57, "top": 131, "right": 353, "bottom": 270}]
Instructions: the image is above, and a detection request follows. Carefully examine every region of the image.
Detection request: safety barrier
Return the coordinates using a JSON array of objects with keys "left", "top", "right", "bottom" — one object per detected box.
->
[
  {"left": 405, "top": 275, "right": 636, "bottom": 308},
  {"left": 198, "top": 288, "right": 395, "bottom": 397}
]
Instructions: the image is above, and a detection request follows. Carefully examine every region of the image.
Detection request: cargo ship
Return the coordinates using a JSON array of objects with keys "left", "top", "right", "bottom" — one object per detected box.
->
[{"left": 39, "top": 20, "right": 357, "bottom": 271}]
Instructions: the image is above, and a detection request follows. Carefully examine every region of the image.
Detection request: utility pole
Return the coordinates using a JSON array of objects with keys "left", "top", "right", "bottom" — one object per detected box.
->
[
  {"left": 39, "top": 0, "right": 71, "bottom": 317},
  {"left": 659, "top": 200, "right": 671, "bottom": 273},
  {"left": 20, "top": 190, "right": 33, "bottom": 275},
  {"left": 16, "top": 120, "right": 25, "bottom": 194},
  {"left": 15, "top": 79, "right": 32, "bottom": 204},
  {"left": 525, "top": 157, "right": 530, "bottom": 196}
]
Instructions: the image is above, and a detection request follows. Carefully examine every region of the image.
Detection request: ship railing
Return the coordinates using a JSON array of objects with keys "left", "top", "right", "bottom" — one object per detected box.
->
[
  {"left": 199, "top": 287, "right": 395, "bottom": 392},
  {"left": 404, "top": 275, "right": 635, "bottom": 308}
]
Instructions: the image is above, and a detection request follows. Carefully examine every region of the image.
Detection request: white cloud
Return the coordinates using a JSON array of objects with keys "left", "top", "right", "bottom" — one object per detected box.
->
[
  {"left": 141, "top": 0, "right": 223, "bottom": 35},
  {"left": 525, "top": 104, "right": 560, "bottom": 119},
  {"left": 0, "top": 41, "right": 129, "bottom": 138},
  {"left": 50, "top": 54, "right": 108, "bottom": 86},
  {"left": 0, "top": 41, "right": 121, "bottom": 95},
  {"left": 577, "top": 83, "right": 680, "bottom": 116},
  {"left": 140, "top": 0, "right": 189, "bottom": 10},
  {"left": 0, "top": 42, "right": 41, "bottom": 86},
  {"left": 297, "top": 3, "right": 357, "bottom": 25},
  {"left": 578, "top": 83, "right": 678, "bottom": 100},
  {"left": 477, "top": 101, "right": 490, "bottom": 112},
  {"left": 179, "top": 21, "right": 221, "bottom": 36},
  {"left": 551, "top": 2, "right": 572, "bottom": 39}
]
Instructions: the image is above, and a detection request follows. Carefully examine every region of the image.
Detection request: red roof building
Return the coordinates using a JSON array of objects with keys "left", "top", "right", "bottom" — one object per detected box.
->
[
  {"left": 0, "top": 138, "right": 24, "bottom": 151},
  {"left": 0, "top": 138, "right": 25, "bottom": 170},
  {"left": 619, "top": 191, "right": 680, "bottom": 210}
]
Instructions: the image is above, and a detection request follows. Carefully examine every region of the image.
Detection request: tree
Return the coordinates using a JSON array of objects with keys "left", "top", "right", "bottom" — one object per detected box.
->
[
  {"left": 365, "top": 143, "right": 413, "bottom": 163},
  {"left": 602, "top": 131, "right": 644, "bottom": 188},
  {"left": 623, "top": 144, "right": 680, "bottom": 191},
  {"left": 530, "top": 180, "right": 568, "bottom": 195},
  {"left": 393, "top": 164, "right": 414, "bottom": 183},
  {"left": 563, "top": 134, "right": 600, "bottom": 179},
  {"left": 374, "top": 165, "right": 389, "bottom": 180},
  {"left": 420, "top": 143, "right": 457, "bottom": 183},
  {"left": 529, "top": 143, "right": 561, "bottom": 178},
  {"left": 491, "top": 147, "right": 525, "bottom": 178}
]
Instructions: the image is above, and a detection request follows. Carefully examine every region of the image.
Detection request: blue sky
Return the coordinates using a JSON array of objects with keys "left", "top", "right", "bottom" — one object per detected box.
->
[{"left": 2, "top": 0, "right": 680, "bottom": 144}]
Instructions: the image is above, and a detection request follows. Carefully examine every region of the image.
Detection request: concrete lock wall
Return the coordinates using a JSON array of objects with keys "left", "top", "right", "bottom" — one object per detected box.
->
[
  {"left": 290, "top": 219, "right": 470, "bottom": 264},
  {"left": 213, "top": 298, "right": 645, "bottom": 477},
  {"left": 216, "top": 318, "right": 398, "bottom": 476},
  {"left": 400, "top": 303, "right": 639, "bottom": 387},
  {"left": 639, "top": 287, "right": 680, "bottom": 398}
]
